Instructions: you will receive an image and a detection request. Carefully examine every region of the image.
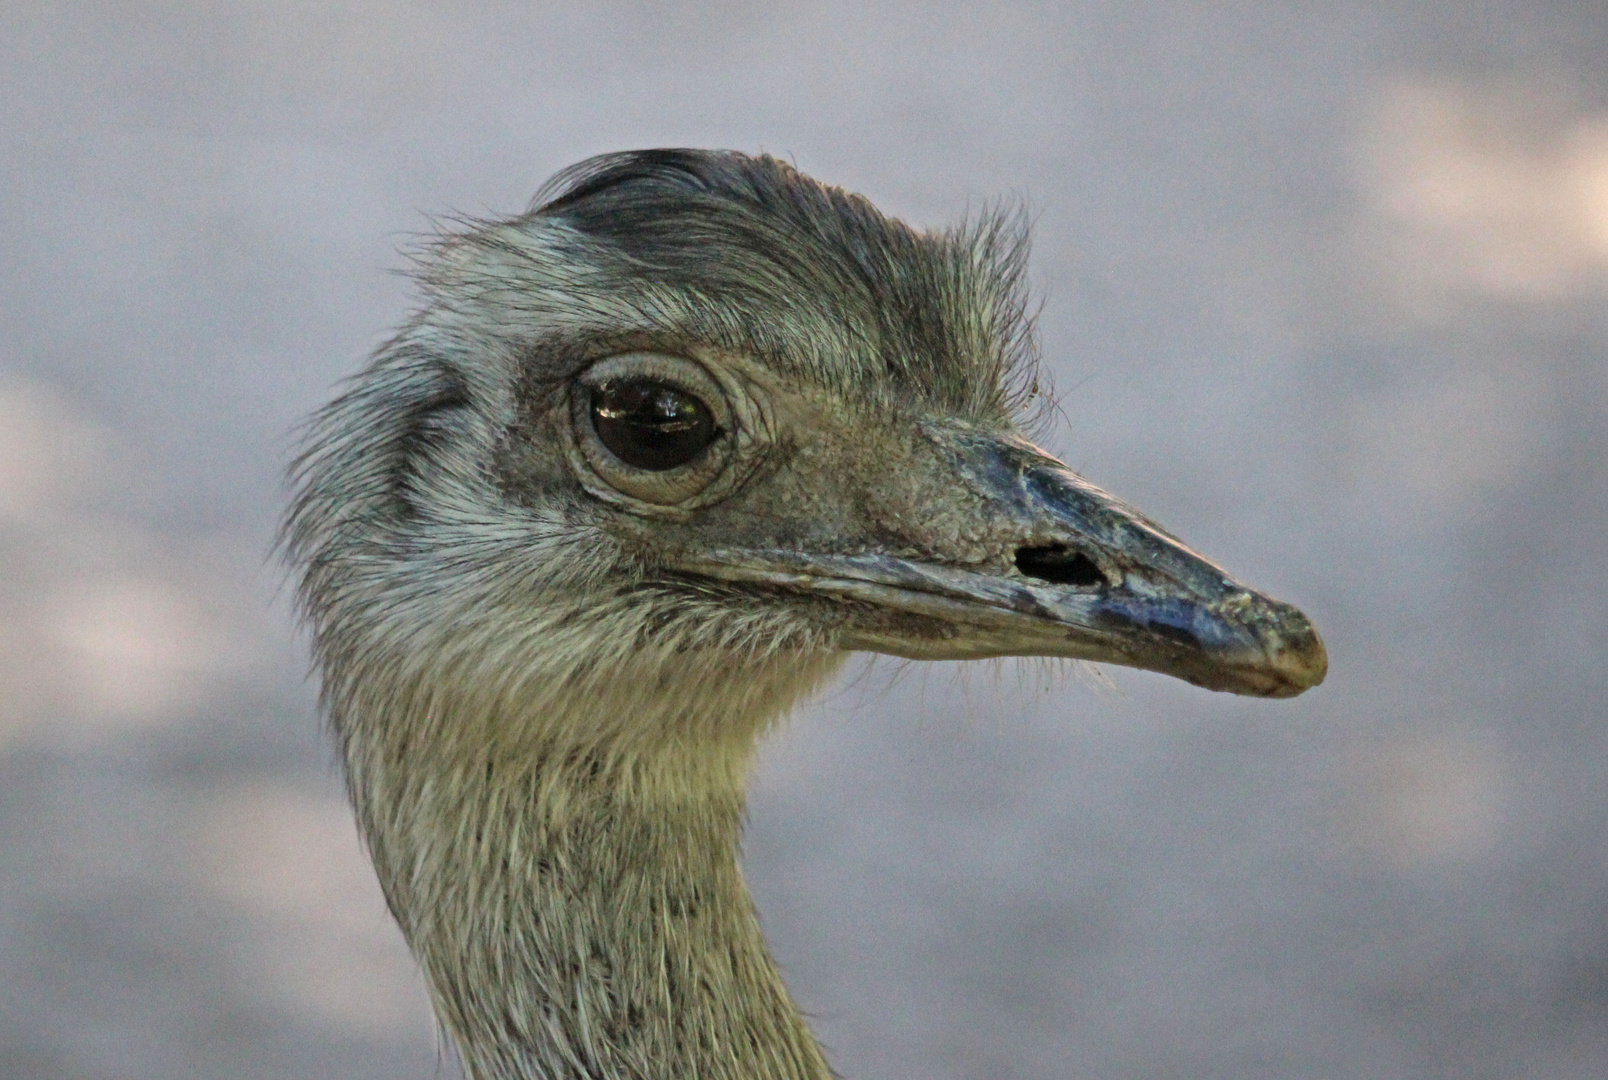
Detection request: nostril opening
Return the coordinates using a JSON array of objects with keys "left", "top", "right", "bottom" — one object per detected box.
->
[{"left": 1014, "top": 543, "right": 1107, "bottom": 588}]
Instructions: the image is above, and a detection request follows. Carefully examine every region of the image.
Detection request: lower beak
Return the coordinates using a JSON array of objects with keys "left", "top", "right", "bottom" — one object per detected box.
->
[{"left": 677, "top": 433, "right": 1326, "bottom": 699}]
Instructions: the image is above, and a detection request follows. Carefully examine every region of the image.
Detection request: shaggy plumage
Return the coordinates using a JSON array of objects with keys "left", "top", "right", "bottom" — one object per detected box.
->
[{"left": 284, "top": 150, "right": 1324, "bottom": 1080}]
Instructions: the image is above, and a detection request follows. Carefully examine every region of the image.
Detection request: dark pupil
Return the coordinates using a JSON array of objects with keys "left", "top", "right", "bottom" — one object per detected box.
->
[{"left": 590, "top": 379, "right": 719, "bottom": 471}]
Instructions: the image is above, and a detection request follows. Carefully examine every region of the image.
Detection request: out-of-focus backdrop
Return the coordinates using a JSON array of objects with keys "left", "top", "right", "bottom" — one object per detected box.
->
[{"left": 3, "top": 3, "right": 1606, "bottom": 1078}]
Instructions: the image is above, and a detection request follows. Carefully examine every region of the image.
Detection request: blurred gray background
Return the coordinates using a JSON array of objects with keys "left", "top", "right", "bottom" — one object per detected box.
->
[{"left": 2, "top": 2, "right": 1606, "bottom": 1078}]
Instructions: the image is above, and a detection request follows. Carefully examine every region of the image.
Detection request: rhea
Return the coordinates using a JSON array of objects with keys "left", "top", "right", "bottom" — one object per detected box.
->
[{"left": 284, "top": 150, "right": 1325, "bottom": 1080}]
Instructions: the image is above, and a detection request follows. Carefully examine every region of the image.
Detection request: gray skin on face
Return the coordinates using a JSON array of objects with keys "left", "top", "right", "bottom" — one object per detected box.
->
[{"left": 284, "top": 149, "right": 1325, "bottom": 1080}]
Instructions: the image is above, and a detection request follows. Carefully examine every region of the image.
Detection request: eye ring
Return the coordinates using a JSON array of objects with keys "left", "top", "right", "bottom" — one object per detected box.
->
[{"left": 563, "top": 352, "right": 760, "bottom": 515}]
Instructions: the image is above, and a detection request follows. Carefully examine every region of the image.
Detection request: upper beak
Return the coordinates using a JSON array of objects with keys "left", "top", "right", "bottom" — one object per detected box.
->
[{"left": 677, "top": 430, "right": 1326, "bottom": 698}]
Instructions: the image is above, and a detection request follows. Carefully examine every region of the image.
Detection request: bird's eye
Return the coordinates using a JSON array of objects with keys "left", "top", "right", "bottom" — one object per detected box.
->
[
  {"left": 590, "top": 379, "right": 720, "bottom": 471},
  {"left": 565, "top": 352, "right": 755, "bottom": 514}
]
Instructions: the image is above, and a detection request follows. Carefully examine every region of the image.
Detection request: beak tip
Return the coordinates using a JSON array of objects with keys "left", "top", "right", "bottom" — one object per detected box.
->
[
  {"left": 1185, "top": 597, "right": 1326, "bottom": 698},
  {"left": 1257, "top": 615, "right": 1328, "bottom": 698}
]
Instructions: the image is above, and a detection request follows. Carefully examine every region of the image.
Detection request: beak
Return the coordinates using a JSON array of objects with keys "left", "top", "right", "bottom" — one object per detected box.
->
[{"left": 678, "top": 431, "right": 1326, "bottom": 698}]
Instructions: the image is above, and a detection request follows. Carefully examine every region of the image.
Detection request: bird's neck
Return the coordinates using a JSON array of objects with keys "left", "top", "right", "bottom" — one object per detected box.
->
[{"left": 342, "top": 649, "right": 843, "bottom": 1080}]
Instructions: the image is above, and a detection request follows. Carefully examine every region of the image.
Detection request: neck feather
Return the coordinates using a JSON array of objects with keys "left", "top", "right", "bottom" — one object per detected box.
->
[{"left": 336, "top": 647, "right": 844, "bottom": 1080}]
